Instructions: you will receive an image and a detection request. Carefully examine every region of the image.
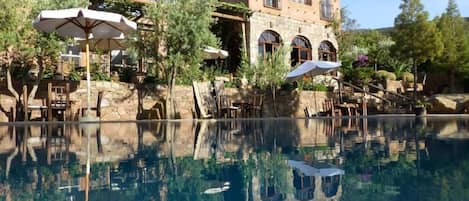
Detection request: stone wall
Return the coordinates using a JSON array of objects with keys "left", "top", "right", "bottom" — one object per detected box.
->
[
  {"left": 246, "top": 0, "right": 340, "bottom": 25},
  {"left": 0, "top": 81, "right": 332, "bottom": 122},
  {"left": 248, "top": 12, "right": 338, "bottom": 66}
]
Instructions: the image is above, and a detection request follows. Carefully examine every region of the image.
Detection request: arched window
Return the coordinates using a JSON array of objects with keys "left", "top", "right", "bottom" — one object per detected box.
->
[
  {"left": 258, "top": 30, "right": 281, "bottom": 58},
  {"left": 318, "top": 41, "right": 337, "bottom": 62},
  {"left": 291, "top": 36, "right": 311, "bottom": 66}
]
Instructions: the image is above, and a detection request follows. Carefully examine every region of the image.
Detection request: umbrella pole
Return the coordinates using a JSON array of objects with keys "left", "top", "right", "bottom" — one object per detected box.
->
[
  {"left": 85, "top": 124, "right": 90, "bottom": 201},
  {"left": 108, "top": 39, "right": 111, "bottom": 77},
  {"left": 86, "top": 37, "right": 91, "bottom": 117}
]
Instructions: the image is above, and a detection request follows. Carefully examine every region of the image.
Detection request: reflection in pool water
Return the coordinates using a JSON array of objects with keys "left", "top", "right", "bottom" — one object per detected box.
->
[{"left": 0, "top": 117, "right": 468, "bottom": 201}]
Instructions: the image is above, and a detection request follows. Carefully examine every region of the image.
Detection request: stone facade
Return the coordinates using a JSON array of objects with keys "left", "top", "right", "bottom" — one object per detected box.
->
[
  {"left": 0, "top": 81, "right": 332, "bottom": 122},
  {"left": 248, "top": 11, "right": 338, "bottom": 65}
]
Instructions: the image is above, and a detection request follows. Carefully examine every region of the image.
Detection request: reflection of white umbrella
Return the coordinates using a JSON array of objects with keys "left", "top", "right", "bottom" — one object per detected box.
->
[
  {"left": 286, "top": 60, "right": 341, "bottom": 82},
  {"left": 203, "top": 46, "right": 229, "bottom": 60},
  {"left": 33, "top": 8, "right": 137, "bottom": 118},
  {"left": 288, "top": 160, "right": 345, "bottom": 177}
]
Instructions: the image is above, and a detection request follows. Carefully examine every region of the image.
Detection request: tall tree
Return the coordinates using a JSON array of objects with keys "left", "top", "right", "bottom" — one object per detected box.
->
[
  {"left": 255, "top": 46, "right": 290, "bottom": 117},
  {"left": 435, "top": 0, "right": 469, "bottom": 93},
  {"left": 0, "top": 0, "right": 87, "bottom": 120},
  {"left": 392, "top": 0, "right": 443, "bottom": 99},
  {"left": 333, "top": 7, "right": 360, "bottom": 65},
  {"left": 145, "top": 0, "right": 218, "bottom": 119}
]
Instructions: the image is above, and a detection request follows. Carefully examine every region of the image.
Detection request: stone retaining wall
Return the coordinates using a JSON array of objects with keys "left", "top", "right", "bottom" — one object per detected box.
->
[{"left": 0, "top": 81, "right": 332, "bottom": 122}]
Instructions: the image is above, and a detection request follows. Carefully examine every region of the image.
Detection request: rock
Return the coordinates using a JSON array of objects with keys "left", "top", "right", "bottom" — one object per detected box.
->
[
  {"left": 429, "top": 96, "right": 457, "bottom": 113},
  {"left": 429, "top": 94, "right": 469, "bottom": 114},
  {"left": 437, "top": 122, "right": 458, "bottom": 137}
]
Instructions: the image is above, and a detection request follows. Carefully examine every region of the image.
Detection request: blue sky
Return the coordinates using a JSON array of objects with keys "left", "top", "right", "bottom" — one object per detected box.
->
[{"left": 341, "top": 0, "right": 469, "bottom": 29}]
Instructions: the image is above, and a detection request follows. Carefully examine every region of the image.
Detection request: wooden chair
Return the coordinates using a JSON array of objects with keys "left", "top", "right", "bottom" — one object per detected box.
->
[
  {"left": 81, "top": 91, "right": 104, "bottom": 118},
  {"left": 47, "top": 83, "right": 71, "bottom": 121},
  {"left": 218, "top": 95, "right": 240, "bottom": 118},
  {"left": 247, "top": 94, "right": 264, "bottom": 117},
  {"left": 323, "top": 99, "right": 341, "bottom": 117}
]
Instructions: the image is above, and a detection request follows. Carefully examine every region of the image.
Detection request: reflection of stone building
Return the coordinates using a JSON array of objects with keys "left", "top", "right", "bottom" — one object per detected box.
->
[{"left": 292, "top": 171, "right": 342, "bottom": 201}]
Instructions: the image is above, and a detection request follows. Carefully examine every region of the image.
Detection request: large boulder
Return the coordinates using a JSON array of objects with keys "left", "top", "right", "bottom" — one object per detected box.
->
[
  {"left": 430, "top": 96, "right": 457, "bottom": 113},
  {"left": 429, "top": 94, "right": 469, "bottom": 114}
]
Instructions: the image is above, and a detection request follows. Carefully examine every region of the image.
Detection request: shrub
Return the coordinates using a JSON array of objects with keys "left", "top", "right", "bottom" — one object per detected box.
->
[
  {"left": 401, "top": 72, "right": 414, "bottom": 83},
  {"left": 298, "top": 81, "right": 329, "bottom": 91},
  {"left": 92, "top": 72, "right": 111, "bottom": 81},
  {"left": 177, "top": 64, "right": 203, "bottom": 85},
  {"left": 375, "top": 70, "right": 396, "bottom": 81},
  {"left": 68, "top": 71, "right": 81, "bottom": 81}
]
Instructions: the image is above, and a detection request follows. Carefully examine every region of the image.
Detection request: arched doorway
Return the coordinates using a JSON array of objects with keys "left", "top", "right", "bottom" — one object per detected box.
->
[
  {"left": 318, "top": 41, "right": 337, "bottom": 62},
  {"left": 258, "top": 30, "right": 281, "bottom": 58},
  {"left": 291, "top": 36, "right": 311, "bottom": 67}
]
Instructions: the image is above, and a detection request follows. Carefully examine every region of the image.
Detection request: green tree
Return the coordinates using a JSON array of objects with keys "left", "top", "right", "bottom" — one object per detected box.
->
[
  {"left": 0, "top": 0, "right": 87, "bottom": 120},
  {"left": 145, "top": 0, "right": 218, "bottom": 119},
  {"left": 434, "top": 0, "right": 469, "bottom": 93},
  {"left": 333, "top": 7, "right": 360, "bottom": 66},
  {"left": 255, "top": 46, "right": 290, "bottom": 117},
  {"left": 392, "top": 0, "right": 443, "bottom": 100}
]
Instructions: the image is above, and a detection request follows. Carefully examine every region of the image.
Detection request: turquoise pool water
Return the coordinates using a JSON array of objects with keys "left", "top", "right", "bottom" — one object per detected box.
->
[{"left": 0, "top": 116, "right": 468, "bottom": 201}]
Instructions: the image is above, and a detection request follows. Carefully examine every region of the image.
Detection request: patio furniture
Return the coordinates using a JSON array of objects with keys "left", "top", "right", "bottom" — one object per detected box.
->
[
  {"left": 247, "top": 94, "right": 264, "bottom": 117},
  {"left": 335, "top": 103, "right": 359, "bottom": 116},
  {"left": 323, "top": 99, "right": 341, "bottom": 117},
  {"left": 47, "top": 83, "right": 71, "bottom": 121},
  {"left": 218, "top": 95, "right": 240, "bottom": 118}
]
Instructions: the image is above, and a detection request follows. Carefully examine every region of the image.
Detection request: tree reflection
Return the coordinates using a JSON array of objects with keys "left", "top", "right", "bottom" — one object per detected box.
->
[{"left": 0, "top": 118, "right": 468, "bottom": 200}]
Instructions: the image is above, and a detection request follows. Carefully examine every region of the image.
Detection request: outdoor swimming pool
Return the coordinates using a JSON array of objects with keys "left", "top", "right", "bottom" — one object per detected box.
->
[{"left": 0, "top": 116, "right": 468, "bottom": 201}]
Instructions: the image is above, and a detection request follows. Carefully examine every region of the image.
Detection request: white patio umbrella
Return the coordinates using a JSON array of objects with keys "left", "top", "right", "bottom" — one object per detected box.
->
[
  {"left": 33, "top": 8, "right": 137, "bottom": 118},
  {"left": 203, "top": 46, "right": 229, "bottom": 60},
  {"left": 286, "top": 60, "right": 341, "bottom": 82},
  {"left": 76, "top": 33, "right": 129, "bottom": 76},
  {"left": 77, "top": 33, "right": 128, "bottom": 50}
]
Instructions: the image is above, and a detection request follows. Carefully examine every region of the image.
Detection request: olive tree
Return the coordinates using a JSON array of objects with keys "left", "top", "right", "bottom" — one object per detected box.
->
[
  {"left": 0, "top": 0, "right": 88, "bottom": 120},
  {"left": 145, "top": 0, "right": 218, "bottom": 119}
]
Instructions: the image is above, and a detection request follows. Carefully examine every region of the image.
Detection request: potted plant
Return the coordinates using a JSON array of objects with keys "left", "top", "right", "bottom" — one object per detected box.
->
[{"left": 414, "top": 99, "right": 429, "bottom": 116}]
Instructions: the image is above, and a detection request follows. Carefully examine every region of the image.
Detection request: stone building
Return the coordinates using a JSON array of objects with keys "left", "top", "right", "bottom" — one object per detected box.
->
[
  {"left": 131, "top": 0, "right": 340, "bottom": 70},
  {"left": 217, "top": 0, "right": 340, "bottom": 70}
]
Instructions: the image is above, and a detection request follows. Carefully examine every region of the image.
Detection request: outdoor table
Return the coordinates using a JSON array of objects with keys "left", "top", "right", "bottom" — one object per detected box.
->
[
  {"left": 335, "top": 103, "right": 359, "bottom": 116},
  {"left": 27, "top": 105, "right": 48, "bottom": 121},
  {"left": 232, "top": 102, "right": 251, "bottom": 118}
]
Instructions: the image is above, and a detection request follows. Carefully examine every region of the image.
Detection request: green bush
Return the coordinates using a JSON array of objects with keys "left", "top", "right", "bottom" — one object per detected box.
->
[
  {"left": 42, "top": 68, "right": 54, "bottom": 79},
  {"left": 353, "top": 67, "right": 374, "bottom": 85},
  {"left": 201, "top": 66, "right": 226, "bottom": 81},
  {"left": 298, "top": 81, "right": 329, "bottom": 91},
  {"left": 68, "top": 71, "right": 81, "bottom": 81},
  {"left": 92, "top": 71, "right": 111, "bottom": 81},
  {"left": 375, "top": 70, "right": 397, "bottom": 81},
  {"left": 177, "top": 65, "right": 203, "bottom": 85},
  {"left": 401, "top": 72, "right": 414, "bottom": 83},
  {"left": 342, "top": 66, "right": 375, "bottom": 85}
]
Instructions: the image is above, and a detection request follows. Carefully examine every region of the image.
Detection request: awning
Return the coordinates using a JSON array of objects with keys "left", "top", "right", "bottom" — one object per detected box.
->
[
  {"left": 203, "top": 46, "right": 229, "bottom": 60},
  {"left": 286, "top": 60, "right": 341, "bottom": 82}
]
